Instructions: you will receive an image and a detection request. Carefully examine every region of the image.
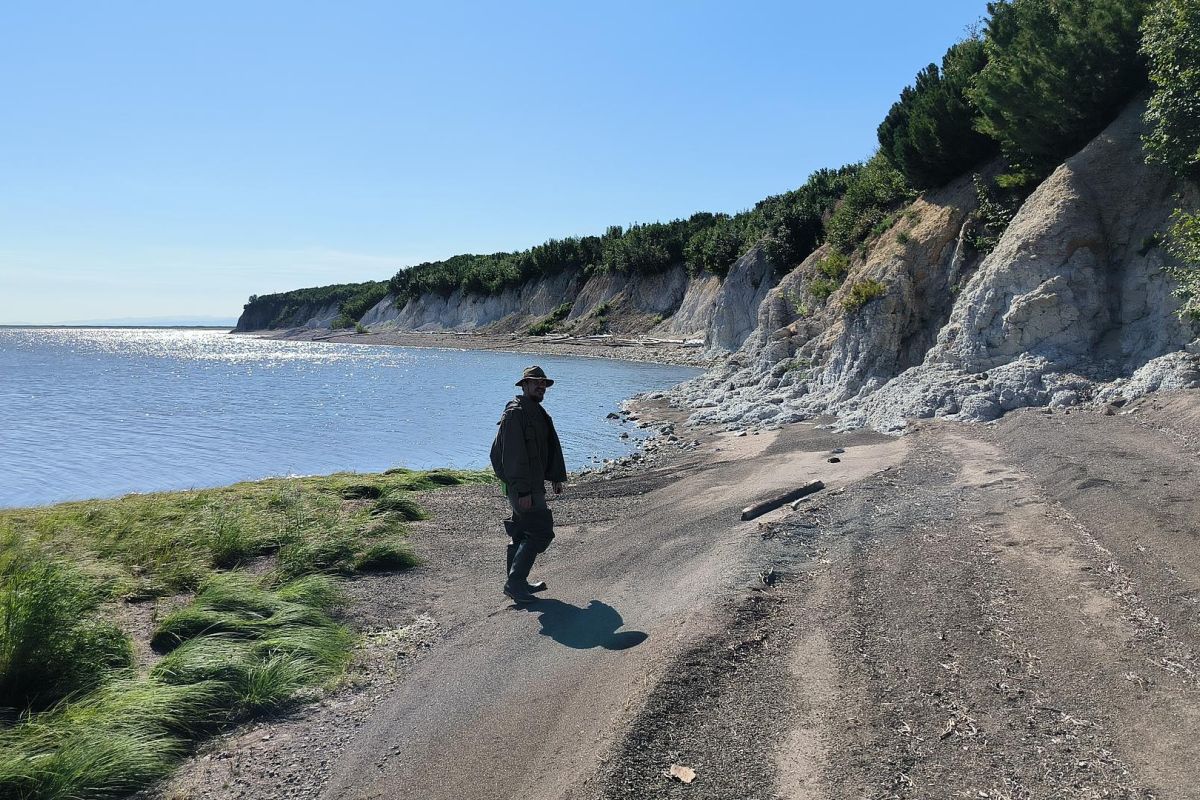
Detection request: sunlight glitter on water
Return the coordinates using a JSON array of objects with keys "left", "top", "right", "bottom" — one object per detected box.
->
[{"left": 0, "top": 328, "right": 700, "bottom": 508}]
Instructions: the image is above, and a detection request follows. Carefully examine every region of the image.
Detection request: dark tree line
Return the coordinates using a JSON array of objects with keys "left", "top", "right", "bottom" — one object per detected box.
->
[
  {"left": 1142, "top": 0, "right": 1200, "bottom": 318},
  {"left": 1142, "top": 0, "right": 1200, "bottom": 179},
  {"left": 880, "top": 0, "right": 1152, "bottom": 190},
  {"left": 878, "top": 39, "right": 996, "bottom": 191},
  {"left": 385, "top": 167, "right": 861, "bottom": 301}
]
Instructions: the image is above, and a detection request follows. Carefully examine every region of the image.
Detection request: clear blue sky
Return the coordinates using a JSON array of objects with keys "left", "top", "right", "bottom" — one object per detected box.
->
[{"left": 1, "top": 1, "right": 989, "bottom": 325}]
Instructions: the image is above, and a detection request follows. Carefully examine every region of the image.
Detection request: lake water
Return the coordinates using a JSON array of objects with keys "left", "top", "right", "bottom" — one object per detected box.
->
[{"left": 0, "top": 328, "right": 701, "bottom": 509}]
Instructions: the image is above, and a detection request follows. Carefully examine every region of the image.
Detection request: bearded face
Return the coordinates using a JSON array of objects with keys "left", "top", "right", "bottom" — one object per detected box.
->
[{"left": 521, "top": 379, "right": 549, "bottom": 402}]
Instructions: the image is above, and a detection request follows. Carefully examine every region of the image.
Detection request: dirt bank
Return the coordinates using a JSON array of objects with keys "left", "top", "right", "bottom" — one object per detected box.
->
[
  {"left": 150, "top": 390, "right": 1200, "bottom": 800},
  {"left": 235, "top": 328, "right": 715, "bottom": 367}
]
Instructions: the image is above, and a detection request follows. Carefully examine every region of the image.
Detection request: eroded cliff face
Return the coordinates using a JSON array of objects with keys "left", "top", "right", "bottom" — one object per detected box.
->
[
  {"left": 672, "top": 102, "right": 1200, "bottom": 431},
  {"left": 353, "top": 250, "right": 779, "bottom": 352},
  {"left": 234, "top": 301, "right": 341, "bottom": 332},
  {"left": 360, "top": 269, "right": 581, "bottom": 332},
  {"left": 235, "top": 100, "right": 1198, "bottom": 431}
]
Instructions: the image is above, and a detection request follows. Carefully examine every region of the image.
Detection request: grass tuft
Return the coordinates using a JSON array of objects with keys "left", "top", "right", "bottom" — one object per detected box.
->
[
  {"left": 151, "top": 576, "right": 352, "bottom": 717},
  {"left": 354, "top": 541, "right": 420, "bottom": 572},
  {"left": 203, "top": 507, "right": 263, "bottom": 568},
  {"left": 274, "top": 574, "right": 343, "bottom": 610},
  {"left": 372, "top": 493, "right": 427, "bottom": 521},
  {"left": 0, "top": 678, "right": 223, "bottom": 799},
  {"left": 0, "top": 466, "right": 486, "bottom": 799},
  {"left": 0, "top": 548, "right": 133, "bottom": 715},
  {"left": 151, "top": 574, "right": 334, "bottom": 654},
  {"left": 276, "top": 530, "right": 361, "bottom": 579},
  {"left": 338, "top": 484, "right": 384, "bottom": 500}
]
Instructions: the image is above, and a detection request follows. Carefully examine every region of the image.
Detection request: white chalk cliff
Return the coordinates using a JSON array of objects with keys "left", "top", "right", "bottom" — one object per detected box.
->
[
  {"left": 239, "top": 101, "right": 1198, "bottom": 431},
  {"left": 352, "top": 246, "right": 778, "bottom": 354},
  {"left": 671, "top": 102, "right": 1200, "bottom": 431}
]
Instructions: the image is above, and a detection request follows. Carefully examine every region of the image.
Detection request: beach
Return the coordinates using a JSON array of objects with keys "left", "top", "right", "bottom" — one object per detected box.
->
[
  {"left": 147, "top": 390, "right": 1200, "bottom": 799},
  {"left": 240, "top": 328, "right": 717, "bottom": 367}
]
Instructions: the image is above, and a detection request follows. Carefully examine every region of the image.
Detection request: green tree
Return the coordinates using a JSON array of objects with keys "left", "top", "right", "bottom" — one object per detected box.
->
[
  {"left": 683, "top": 215, "right": 744, "bottom": 277},
  {"left": 969, "top": 0, "right": 1151, "bottom": 182},
  {"left": 754, "top": 166, "right": 860, "bottom": 269},
  {"left": 1166, "top": 210, "right": 1200, "bottom": 319},
  {"left": 878, "top": 38, "right": 997, "bottom": 190},
  {"left": 1141, "top": 0, "right": 1200, "bottom": 178}
]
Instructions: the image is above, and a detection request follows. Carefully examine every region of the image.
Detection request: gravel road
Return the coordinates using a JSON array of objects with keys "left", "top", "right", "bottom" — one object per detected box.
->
[
  {"left": 597, "top": 393, "right": 1200, "bottom": 799},
  {"left": 153, "top": 392, "right": 1200, "bottom": 800}
]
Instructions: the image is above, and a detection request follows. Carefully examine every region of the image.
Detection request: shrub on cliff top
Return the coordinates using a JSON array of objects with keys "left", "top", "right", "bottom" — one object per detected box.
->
[
  {"left": 968, "top": 0, "right": 1151, "bottom": 183},
  {"left": 1141, "top": 0, "right": 1200, "bottom": 179},
  {"left": 380, "top": 167, "right": 860, "bottom": 301},
  {"left": 878, "top": 38, "right": 997, "bottom": 190},
  {"left": 825, "top": 154, "right": 916, "bottom": 254},
  {"left": 242, "top": 281, "right": 388, "bottom": 331},
  {"left": 753, "top": 167, "right": 861, "bottom": 271}
]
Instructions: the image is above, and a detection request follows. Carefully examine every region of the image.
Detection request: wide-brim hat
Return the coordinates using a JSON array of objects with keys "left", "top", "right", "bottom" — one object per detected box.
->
[{"left": 516, "top": 365, "right": 554, "bottom": 386}]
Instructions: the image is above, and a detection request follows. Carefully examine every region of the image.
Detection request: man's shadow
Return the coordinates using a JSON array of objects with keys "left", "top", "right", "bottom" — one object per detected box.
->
[{"left": 515, "top": 599, "right": 648, "bottom": 650}]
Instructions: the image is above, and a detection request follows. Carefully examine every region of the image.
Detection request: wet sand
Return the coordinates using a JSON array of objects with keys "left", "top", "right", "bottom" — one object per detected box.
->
[{"left": 237, "top": 328, "right": 715, "bottom": 367}]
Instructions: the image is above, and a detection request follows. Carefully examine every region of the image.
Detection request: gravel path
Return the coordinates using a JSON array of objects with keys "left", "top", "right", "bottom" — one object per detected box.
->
[
  {"left": 152, "top": 391, "right": 1200, "bottom": 800},
  {"left": 594, "top": 393, "right": 1200, "bottom": 799}
]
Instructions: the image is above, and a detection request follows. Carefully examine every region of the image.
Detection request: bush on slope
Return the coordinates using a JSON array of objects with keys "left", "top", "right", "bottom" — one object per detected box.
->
[{"left": 878, "top": 38, "right": 997, "bottom": 191}]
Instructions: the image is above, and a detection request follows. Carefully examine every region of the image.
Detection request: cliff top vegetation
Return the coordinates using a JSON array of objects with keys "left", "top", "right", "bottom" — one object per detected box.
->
[{"left": 241, "top": 0, "right": 1197, "bottom": 329}]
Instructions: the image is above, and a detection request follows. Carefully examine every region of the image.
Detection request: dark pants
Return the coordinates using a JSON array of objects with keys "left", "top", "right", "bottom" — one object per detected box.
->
[
  {"left": 504, "top": 489, "right": 555, "bottom": 590},
  {"left": 505, "top": 489, "right": 555, "bottom": 553}
]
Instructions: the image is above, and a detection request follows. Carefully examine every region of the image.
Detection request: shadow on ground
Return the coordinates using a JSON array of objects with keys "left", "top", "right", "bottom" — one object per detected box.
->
[{"left": 516, "top": 599, "right": 649, "bottom": 650}]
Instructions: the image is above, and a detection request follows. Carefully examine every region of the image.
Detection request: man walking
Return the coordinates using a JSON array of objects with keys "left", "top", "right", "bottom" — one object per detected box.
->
[{"left": 490, "top": 365, "right": 567, "bottom": 604}]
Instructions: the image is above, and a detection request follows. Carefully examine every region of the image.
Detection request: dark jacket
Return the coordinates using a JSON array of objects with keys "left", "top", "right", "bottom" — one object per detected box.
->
[{"left": 490, "top": 395, "right": 567, "bottom": 494}]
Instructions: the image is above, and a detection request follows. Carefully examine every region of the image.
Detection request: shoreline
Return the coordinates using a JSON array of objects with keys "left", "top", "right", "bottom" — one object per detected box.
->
[
  {"left": 9, "top": 392, "right": 1200, "bottom": 799},
  {"left": 147, "top": 392, "right": 1200, "bottom": 799},
  {"left": 232, "top": 327, "right": 719, "bottom": 368}
]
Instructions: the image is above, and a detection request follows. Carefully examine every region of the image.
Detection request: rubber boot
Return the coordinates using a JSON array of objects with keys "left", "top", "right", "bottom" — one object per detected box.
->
[
  {"left": 505, "top": 523, "right": 546, "bottom": 593},
  {"left": 503, "top": 540, "right": 540, "bottom": 604}
]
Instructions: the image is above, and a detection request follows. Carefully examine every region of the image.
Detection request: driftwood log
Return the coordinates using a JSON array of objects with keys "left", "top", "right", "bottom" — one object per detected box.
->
[{"left": 741, "top": 480, "right": 825, "bottom": 521}]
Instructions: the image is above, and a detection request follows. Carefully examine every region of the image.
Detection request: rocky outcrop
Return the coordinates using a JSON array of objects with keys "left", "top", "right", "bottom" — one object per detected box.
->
[
  {"left": 652, "top": 273, "right": 721, "bottom": 337},
  {"left": 567, "top": 265, "right": 689, "bottom": 323},
  {"left": 673, "top": 168, "right": 984, "bottom": 428},
  {"left": 672, "top": 101, "right": 1200, "bottom": 431},
  {"left": 234, "top": 97, "right": 1198, "bottom": 433},
  {"left": 361, "top": 269, "right": 581, "bottom": 332},
  {"left": 352, "top": 255, "right": 781, "bottom": 352},
  {"left": 705, "top": 246, "right": 778, "bottom": 351},
  {"left": 234, "top": 301, "right": 341, "bottom": 332}
]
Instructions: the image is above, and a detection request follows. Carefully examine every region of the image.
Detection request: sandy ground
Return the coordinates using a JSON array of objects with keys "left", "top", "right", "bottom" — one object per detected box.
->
[
  {"left": 238, "top": 328, "right": 715, "bottom": 367},
  {"left": 150, "top": 391, "right": 1200, "bottom": 800},
  {"left": 597, "top": 393, "right": 1200, "bottom": 800}
]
